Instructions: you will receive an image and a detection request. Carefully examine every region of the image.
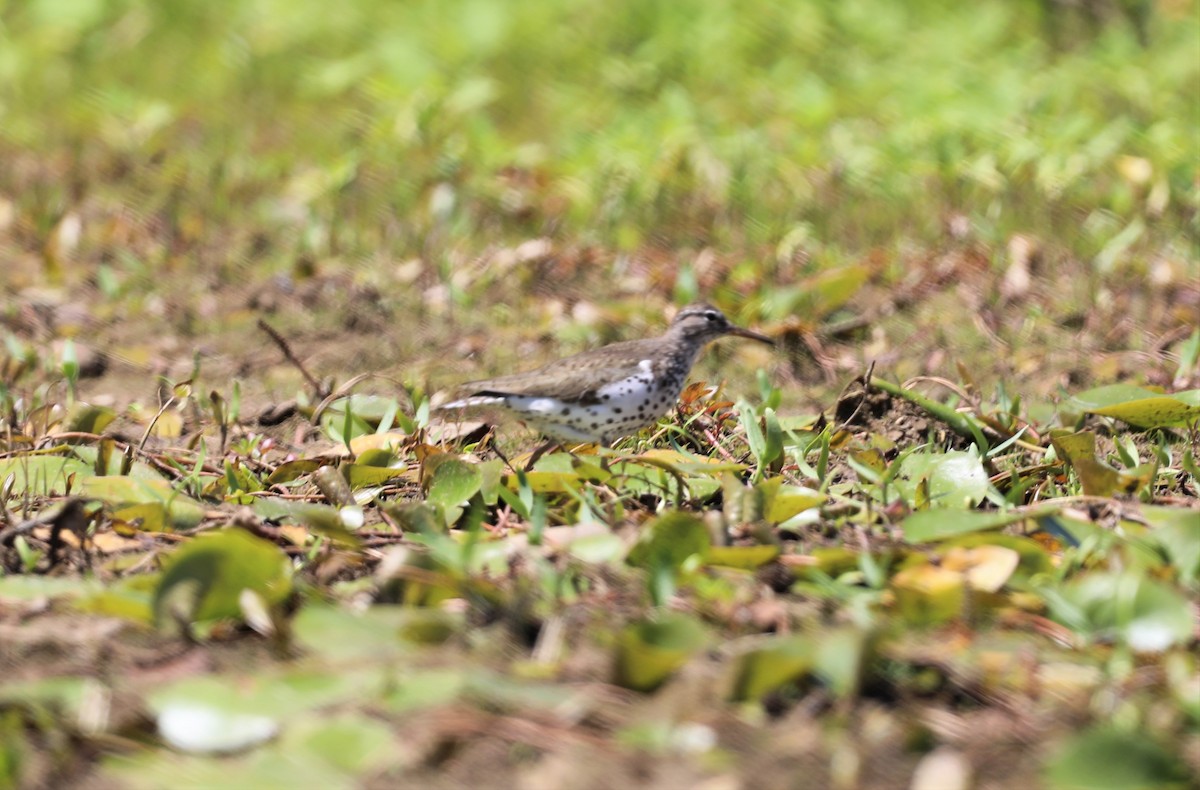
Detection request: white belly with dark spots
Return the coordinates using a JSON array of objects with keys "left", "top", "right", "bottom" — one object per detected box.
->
[{"left": 504, "top": 360, "right": 683, "bottom": 444}]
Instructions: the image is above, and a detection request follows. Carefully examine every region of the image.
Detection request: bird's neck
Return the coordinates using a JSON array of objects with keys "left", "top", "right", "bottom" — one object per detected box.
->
[{"left": 660, "top": 332, "right": 705, "bottom": 373}]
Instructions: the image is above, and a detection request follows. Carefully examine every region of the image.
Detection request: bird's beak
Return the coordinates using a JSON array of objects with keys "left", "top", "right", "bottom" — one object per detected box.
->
[{"left": 728, "top": 326, "right": 775, "bottom": 346}]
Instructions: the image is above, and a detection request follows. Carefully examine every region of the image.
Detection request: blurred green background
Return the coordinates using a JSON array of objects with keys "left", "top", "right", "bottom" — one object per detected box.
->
[{"left": 3, "top": 0, "right": 1194, "bottom": 251}]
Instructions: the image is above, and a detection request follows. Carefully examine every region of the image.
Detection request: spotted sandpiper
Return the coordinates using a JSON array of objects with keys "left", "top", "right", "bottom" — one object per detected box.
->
[{"left": 439, "top": 303, "right": 773, "bottom": 447}]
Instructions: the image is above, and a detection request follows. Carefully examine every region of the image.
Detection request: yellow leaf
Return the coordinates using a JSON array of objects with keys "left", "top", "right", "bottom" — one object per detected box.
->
[{"left": 941, "top": 545, "right": 1020, "bottom": 593}]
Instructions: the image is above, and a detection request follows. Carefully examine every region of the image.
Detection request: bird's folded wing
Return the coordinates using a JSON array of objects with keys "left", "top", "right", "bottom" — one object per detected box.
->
[{"left": 458, "top": 339, "right": 659, "bottom": 403}]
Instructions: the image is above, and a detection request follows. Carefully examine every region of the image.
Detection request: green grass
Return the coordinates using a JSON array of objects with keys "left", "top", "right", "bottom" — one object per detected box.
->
[{"left": 2, "top": 0, "right": 1195, "bottom": 267}]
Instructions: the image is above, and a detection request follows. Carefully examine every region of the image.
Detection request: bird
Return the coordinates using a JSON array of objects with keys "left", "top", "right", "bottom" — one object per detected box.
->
[{"left": 438, "top": 303, "right": 773, "bottom": 447}]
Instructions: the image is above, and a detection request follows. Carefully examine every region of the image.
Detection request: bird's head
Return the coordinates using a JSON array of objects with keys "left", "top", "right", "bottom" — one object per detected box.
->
[{"left": 668, "top": 303, "right": 773, "bottom": 346}]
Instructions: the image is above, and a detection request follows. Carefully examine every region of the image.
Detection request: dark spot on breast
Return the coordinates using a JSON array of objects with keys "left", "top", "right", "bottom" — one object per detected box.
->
[
  {"left": 613, "top": 408, "right": 622, "bottom": 414},
  {"left": 590, "top": 422, "right": 599, "bottom": 430},
  {"left": 560, "top": 408, "right": 570, "bottom": 416}
]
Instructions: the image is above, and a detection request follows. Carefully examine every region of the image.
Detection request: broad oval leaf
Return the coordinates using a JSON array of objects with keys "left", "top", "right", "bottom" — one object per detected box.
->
[
  {"left": 706, "top": 545, "right": 780, "bottom": 570},
  {"left": 626, "top": 511, "right": 711, "bottom": 571},
  {"left": 153, "top": 528, "right": 292, "bottom": 626},
  {"left": 426, "top": 459, "right": 482, "bottom": 510},
  {"left": 1042, "top": 571, "right": 1194, "bottom": 653},
  {"left": 66, "top": 404, "right": 117, "bottom": 435},
  {"left": 1044, "top": 726, "right": 1191, "bottom": 790},
  {"left": 891, "top": 563, "right": 965, "bottom": 625},
  {"left": 0, "top": 456, "right": 94, "bottom": 499},
  {"left": 901, "top": 507, "right": 1043, "bottom": 542},
  {"left": 1141, "top": 506, "right": 1200, "bottom": 584},
  {"left": 78, "top": 475, "right": 206, "bottom": 529},
  {"left": 323, "top": 394, "right": 403, "bottom": 424},
  {"left": 897, "top": 450, "right": 990, "bottom": 508},
  {"left": 613, "top": 614, "right": 707, "bottom": 692},
  {"left": 729, "top": 635, "right": 811, "bottom": 701},
  {"left": 296, "top": 713, "right": 397, "bottom": 775},
  {"left": 760, "top": 479, "right": 825, "bottom": 523},
  {"left": 253, "top": 497, "right": 361, "bottom": 546},
  {"left": 941, "top": 545, "right": 1020, "bottom": 593},
  {"left": 265, "top": 459, "right": 322, "bottom": 485},
  {"left": 343, "top": 462, "right": 407, "bottom": 489},
  {"left": 1066, "top": 385, "right": 1200, "bottom": 428}
]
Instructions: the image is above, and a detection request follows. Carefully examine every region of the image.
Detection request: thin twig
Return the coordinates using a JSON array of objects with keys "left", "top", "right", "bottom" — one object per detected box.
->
[
  {"left": 138, "top": 395, "right": 176, "bottom": 453},
  {"left": 311, "top": 372, "right": 410, "bottom": 425},
  {"left": 257, "top": 318, "right": 326, "bottom": 398}
]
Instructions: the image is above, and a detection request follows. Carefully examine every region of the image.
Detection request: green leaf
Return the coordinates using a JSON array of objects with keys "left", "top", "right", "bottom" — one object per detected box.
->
[
  {"left": 896, "top": 450, "right": 991, "bottom": 508},
  {"left": 1051, "top": 430, "right": 1156, "bottom": 496},
  {"left": 153, "top": 528, "right": 292, "bottom": 627},
  {"left": 253, "top": 497, "right": 362, "bottom": 546},
  {"left": 0, "top": 456, "right": 93, "bottom": 498},
  {"left": 890, "top": 563, "right": 965, "bottom": 625},
  {"left": 1141, "top": 506, "right": 1200, "bottom": 584},
  {"left": 382, "top": 501, "right": 444, "bottom": 534},
  {"left": 293, "top": 604, "right": 415, "bottom": 662},
  {"left": 265, "top": 459, "right": 322, "bottom": 485},
  {"left": 762, "top": 407, "right": 783, "bottom": 466},
  {"left": 322, "top": 394, "right": 403, "bottom": 424},
  {"left": 738, "top": 400, "right": 767, "bottom": 469},
  {"left": 321, "top": 402, "right": 373, "bottom": 445},
  {"left": 1172, "top": 328, "right": 1200, "bottom": 384},
  {"left": 1044, "top": 727, "right": 1191, "bottom": 790},
  {"left": 620, "top": 463, "right": 709, "bottom": 501},
  {"left": 565, "top": 532, "right": 628, "bottom": 565},
  {"left": 626, "top": 511, "right": 711, "bottom": 571},
  {"left": 812, "top": 627, "right": 869, "bottom": 698},
  {"left": 760, "top": 478, "right": 825, "bottom": 523},
  {"left": 66, "top": 404, "right": 117, "bottom": 435},
  {"left": 729, "top": 635, "right": 811, "bottom": 700},
  {"left": 705, "top": 545, "right": 780, "bottom": 570},
  {"left": 900, "top": 508, "right": 1036, "bottom": 542},
  {"left": 78, "top": 475, "right": 206, "bottom": 529},
  {"left": 0, "top": 676, "right": 90, "bottom": 708},
  {"left": 380, "top": 669, "right": 468, "bottom": 713},
  {"left": 613, "top": 614, "right": 707, "bottom": 693},
  {"left": 1041, "top": 571, "right": 1195, "bottom": 652},
  {"left": 0, "top": 575, "right": 100, "bottom": 602},
  {"left": 295, "top": 713, "right": 396, "bottom": 775},
  {"left": 342, "top": 462, "right": 407, "bottom": 489},
  {"left": 426, "top": 459, "right": 482, "bottom": 511},
  {"left": 475, "top": 459, "right": 505, "bottom": 505},
  {"left": 76, "top": 579, "right": 156, "bottom": 624},
  {"left": 868, "top": 377, "right": 989, "bottom": 451},
  {"left": 1065, "top": 385, "right": 1200, "bottom": 428},
  {"left": 1049, "top": 429, "right": 1097, "bottom": 464},
  {"left": 509, "top": 470, "right": 584, "bottom": 494},
  {"left": 638, "top": 448, "right": 746, "bottom": 476},
  {"left": 788, "top": 546, "right": 861, "bottom": 582}
]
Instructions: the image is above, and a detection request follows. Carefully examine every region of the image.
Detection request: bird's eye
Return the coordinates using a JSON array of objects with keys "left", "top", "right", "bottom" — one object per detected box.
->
[{"left": 705, "top": 312, "right": 720, "bottom": 322}]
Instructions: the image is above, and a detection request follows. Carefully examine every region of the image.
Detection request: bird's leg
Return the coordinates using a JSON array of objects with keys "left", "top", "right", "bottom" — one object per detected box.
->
[
  {"left": 593, "top": 439, "right": 616, "bottom": 474},
  {"left": 524, "top": 439, "right": 560, "bottom": 471},
  {"left": 559, "top": 442, "right": 610, "bottom": 476},
  {"left": 489, "top": 440, "right": 517, "bottom": 475}
]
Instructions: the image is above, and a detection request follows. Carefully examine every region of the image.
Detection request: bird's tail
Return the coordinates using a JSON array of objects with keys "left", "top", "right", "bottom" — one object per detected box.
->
[{"left": 437, "top": 394, "right": 506, "bottom": 411}]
